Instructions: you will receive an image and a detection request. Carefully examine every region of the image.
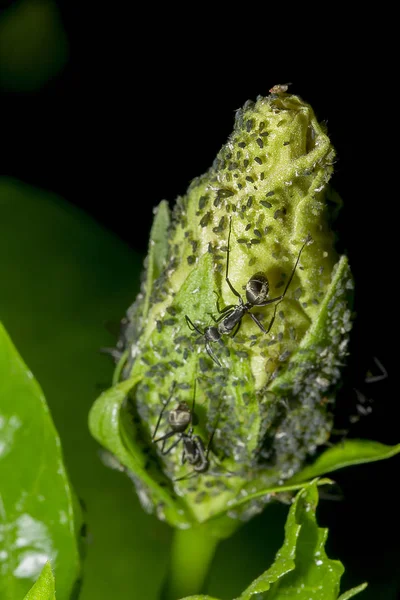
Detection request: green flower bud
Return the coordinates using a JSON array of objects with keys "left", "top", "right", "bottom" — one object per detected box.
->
[{"left": 89, "top": 89, "right": 353, "bottom": 531}]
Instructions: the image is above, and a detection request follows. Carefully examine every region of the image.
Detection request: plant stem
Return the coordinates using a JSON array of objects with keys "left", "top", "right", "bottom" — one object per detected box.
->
[{"left": 161, "top": 524, "right": 220, "bottom": 600}]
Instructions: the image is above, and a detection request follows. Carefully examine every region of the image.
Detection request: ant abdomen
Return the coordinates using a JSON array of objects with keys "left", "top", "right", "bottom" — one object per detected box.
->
[
  {"left": 245, "top": 273, "right": 269, "bottom": 305},
  {"left": 168, "top": 402, "right": 192, "bottom": 432}
]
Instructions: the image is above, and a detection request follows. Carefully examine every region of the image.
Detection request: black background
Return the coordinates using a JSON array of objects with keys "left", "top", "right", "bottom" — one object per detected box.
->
[{"left": 1, "top": 4, "right": 397, "bottom": 596}]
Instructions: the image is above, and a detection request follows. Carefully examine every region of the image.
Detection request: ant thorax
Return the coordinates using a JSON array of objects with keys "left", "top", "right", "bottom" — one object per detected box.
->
[{"left": 183, "top": 434, "right": 208, "bottom": 472}]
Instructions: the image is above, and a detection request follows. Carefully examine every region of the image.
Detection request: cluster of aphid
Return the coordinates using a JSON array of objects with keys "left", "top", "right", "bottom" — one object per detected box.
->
[{"left": 151, "top": 216, "right": 311, "bottom": 482}]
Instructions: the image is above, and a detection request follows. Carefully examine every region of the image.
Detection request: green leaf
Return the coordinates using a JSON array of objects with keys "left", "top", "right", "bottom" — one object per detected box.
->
[
  {"left": 288, "top": 439, "right": 400, "bottom": 484},
  {"left": 140, "top": 199, "right": 171, "bottom": 322},
  {"left": 0, "top": 177, "right": 169, "bottom": 599},
  {"left": 237, "top": 479, "right": 365, "bottom": 600},
  {"left": 179, "top": 596, "right": 221, "bottom": 600},
  {"left": 207, "top": 479, "right": 334, "bottom": 522},
  {"left": 23, "top": 561, "right": 55, "bottom": 600},
  {"left": 337, "top": 583, "right": 368, "bottom": 600},
  {"left": 0, "top": 323, "right": 82, "bottom": 600}
]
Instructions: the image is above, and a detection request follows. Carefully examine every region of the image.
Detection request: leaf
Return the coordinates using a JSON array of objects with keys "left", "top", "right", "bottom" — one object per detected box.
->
[
  {"left": 237, "top": 479, "right": 366, "bottom": 600},
  {"left": 23, "top": 561, "right": 55, "bottom": 600},
  {"left": 207, "top": 479, "right": 334, "bottom": 522},
  {"left": 141, "top": 200, "right": 171, "bottom": 320},
  {"left": 337, "top": 583, "right": 368, "bottom": 600},
  {"left": 111, "top": 200, "right": 171, "bottom": 386},
  {"left": 288, "top": 439, "right": 400, "bottom": 484},
  {"left": 0, "top": 177, "right": 169, "bottom": 599},
  {"left": 179, "top": 596, "right": 221, "bottom": 600},
  {"left": 0, "top": 323, "right": 82, "bottom": 600}
]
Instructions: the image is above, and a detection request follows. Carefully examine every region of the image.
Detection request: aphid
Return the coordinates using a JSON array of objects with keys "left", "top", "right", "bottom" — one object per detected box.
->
[
  {"left": 100, "top": 317, "right": 130, "bottom": 363},
  {"left": 186, "top": 217, "right": 311, "bottom": 366},
  {"left": 152, "top": 381, "right": 215, "bottom": 479}
]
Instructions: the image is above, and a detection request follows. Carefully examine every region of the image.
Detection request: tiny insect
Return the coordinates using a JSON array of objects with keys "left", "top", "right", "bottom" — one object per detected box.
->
[
  {"left": 152, "top": 381, "right": 216, "bottom": 480},
  {"left": 100, "top": 316, "right": 129, "bottom": 363},
  {"left": 186, "top": 217, "right": 311, "bottom": 366},
  {"left": 269, "top": 83, "right": 292, "bottom": 94},
  {"left": 99, "top": 316, "right": 131, "bottom": 384}
]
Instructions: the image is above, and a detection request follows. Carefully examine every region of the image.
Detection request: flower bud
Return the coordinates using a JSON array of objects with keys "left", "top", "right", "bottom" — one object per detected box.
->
[{"left": 89, "top": 88, "right": 353, "bottom": 530}]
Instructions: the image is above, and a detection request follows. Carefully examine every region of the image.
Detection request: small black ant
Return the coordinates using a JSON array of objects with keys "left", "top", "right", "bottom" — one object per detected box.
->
[
  {"left": 186, "top": 217, "right": 311, "bottom": 366},
  {"left": 152, "top": 381, "right": 216, "bottom": 480}
]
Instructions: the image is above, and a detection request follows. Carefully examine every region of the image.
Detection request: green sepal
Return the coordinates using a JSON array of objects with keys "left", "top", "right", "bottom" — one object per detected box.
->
[
  {"left": 23, "top": 562, "right": 56, "bottom": 600},
  {"left": 88, "top": 375, "right": 193, "bottom": 528}
]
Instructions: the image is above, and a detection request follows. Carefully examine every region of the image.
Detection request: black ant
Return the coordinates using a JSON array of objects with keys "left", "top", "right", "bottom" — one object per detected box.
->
[
  {"left": 186, "top": 217, "right": 311, "bottom": 366},
  {"left": 152, "top": 381, "right": 216, "bottom": 480}
]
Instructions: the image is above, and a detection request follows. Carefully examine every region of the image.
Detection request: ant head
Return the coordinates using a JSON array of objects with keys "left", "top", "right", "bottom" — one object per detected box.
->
[
  {"left": 168, "top": 402, "right": 192, "bottom": 431},
  {"left": 246, "top": 273, "right": 269, "bottom": 305},
  {"left": 204, "top": 325, "right": 221, "bottom": 343}
]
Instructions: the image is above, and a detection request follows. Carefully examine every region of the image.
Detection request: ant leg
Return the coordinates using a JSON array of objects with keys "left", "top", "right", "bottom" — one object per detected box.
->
[
  {"left": 152, "top": 382, "right": 176, "bottom": 441},
  {"left": 258, "top": 235, "right": 311, "bottom": 310},
  {"left": 161, "top": 434, "right": 183, "bottom": 455},
  {"left": 175, "top": 471, "right": 197, "bottom": 482},
  {"left": 225, "top": 217, "right": 243, "bottom": 301},
  {"left": 206, "top": 341, "right": 222, "bottom": 367},
  {"left": 231, "top": 319, "right": 242, "bottom": 338},
  {"left": 185, "top": 315, "right": 204, "bottom": 335},
  {"left": 213, "top": 291, "right": 236, "bottom": 316},
  {"left": 153, "top": 429, "right": 175, "bottom": 448},
  {"left": 262, "top": 302, "right": 281, "bottom": 335},
  {"left": 248, "top": 312, "right": 267, "bottom": 334},
  {"left": 210, "top": 310, "right": 234, "bottom": 325},
  {"left": 204, "top": 428, "right": 216, "bottom": 462},
  {"left": 100, "top": 346, "right": 123, "bottom": 361},
  {"left": 207, "top": 312, "right": 220, "bottom": 324},
  {"left": 203, "top": 423, "right": 237, "bottom": 478},
  {"left": 191, "top": 379, "right": 197, "bottom": 422},
  {"left": 208, "top": 307, "right": 235, "bottom": 326},
  {"left": 365, "top": 357, "right": 388, "bottom": 383},
  {"left": 181, "top": 445, "right": 187, "bottom": 465}
]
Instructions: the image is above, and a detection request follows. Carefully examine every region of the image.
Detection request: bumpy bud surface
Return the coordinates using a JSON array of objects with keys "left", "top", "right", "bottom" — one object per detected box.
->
[{"left": 89, "top": 88, "right": 353, "bottom": 529}]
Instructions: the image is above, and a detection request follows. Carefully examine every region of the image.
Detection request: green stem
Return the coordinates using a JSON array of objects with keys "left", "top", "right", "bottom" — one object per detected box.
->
[{"left": 161, "top": 524, "right": 220, "bottom": 600}]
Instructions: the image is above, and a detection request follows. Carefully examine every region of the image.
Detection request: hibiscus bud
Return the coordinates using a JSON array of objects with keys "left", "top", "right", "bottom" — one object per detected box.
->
[{"left": 89, "top": 88, "right": 353, "bottom": 530}]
